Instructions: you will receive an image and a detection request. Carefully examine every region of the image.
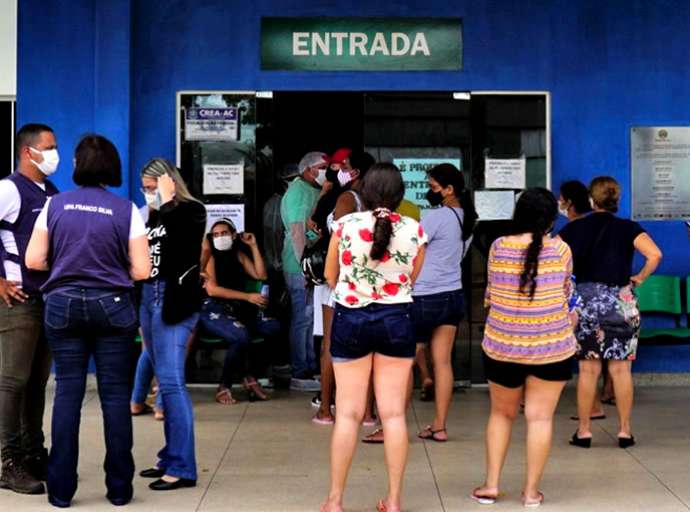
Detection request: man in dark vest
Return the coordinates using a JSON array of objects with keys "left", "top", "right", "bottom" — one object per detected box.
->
[{"left": 0, "top": 124, "right": 60, "bottom": 495}]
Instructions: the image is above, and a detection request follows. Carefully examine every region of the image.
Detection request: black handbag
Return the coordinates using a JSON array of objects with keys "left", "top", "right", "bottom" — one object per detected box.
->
[{"left": 301, "top": 237, "right": 328, "bottom": 285}]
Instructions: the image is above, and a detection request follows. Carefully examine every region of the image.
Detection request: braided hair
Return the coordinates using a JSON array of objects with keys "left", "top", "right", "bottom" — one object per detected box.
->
[
  {"left": 360, "top": 163, "right": 405, "bottom": 261},
  {"left": 512, "top": 188, "right": 558, "bottom": 299}
]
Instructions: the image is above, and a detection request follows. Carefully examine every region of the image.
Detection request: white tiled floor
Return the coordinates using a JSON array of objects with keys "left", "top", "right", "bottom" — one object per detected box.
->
[{"left": 2, "top": 382, "right": 690, "bottom": 511}]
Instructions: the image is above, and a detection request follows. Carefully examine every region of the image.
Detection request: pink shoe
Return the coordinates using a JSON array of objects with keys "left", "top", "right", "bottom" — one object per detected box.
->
[{"left": 312, "top": 414, "right": 335, "bottom": 425}]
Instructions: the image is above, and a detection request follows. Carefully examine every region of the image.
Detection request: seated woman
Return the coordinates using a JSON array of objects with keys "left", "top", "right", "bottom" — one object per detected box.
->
[{"left": 200, "top": 218, "right": 279, "bottom": 404}]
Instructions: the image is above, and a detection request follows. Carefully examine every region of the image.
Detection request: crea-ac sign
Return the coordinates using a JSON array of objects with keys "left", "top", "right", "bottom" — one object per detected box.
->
[
  {"left": 292, "top": 32, "right": 431, "bottom": 57},
  {"left": 261, "top": 17, "right": 463, "bottom": 71}
]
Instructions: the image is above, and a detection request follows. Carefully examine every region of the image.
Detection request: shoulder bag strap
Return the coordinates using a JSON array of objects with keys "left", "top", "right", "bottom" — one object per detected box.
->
[{"left": 446, "top": 206, "right": 467, "bottom": 260}]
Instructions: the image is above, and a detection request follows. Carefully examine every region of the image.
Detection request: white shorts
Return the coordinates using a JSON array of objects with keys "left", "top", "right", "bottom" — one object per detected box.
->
[{"left": 313, "top": 284, "right": 336, "bottom": 336}]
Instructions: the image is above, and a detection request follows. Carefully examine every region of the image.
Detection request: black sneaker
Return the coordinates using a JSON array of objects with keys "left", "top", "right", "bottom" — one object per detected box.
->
[
  {"left": 311, "top": 392, "right": 322, "bottom": 408},
  {"left": 24, "top": 449, "right": 48, "bottom": 481},
  {"left": 0, "top": 459, "right": 45, "bottom": 495}
]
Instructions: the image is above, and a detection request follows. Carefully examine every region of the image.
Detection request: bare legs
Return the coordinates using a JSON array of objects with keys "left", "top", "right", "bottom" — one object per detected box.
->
[
  {"left": 415, "top": 343, "right": 433, "bottom": 396},
  {"left": 477, "top": 377, "right": 566, "bottom": 502},
  {"left": 316, "top": 305, "right": 336, "bottom": 422},
  {"left": 422, "top": 326, "right": 456, "bottom": 440},
  {"left": 608, "top": 360, "right": 633, "bottom": 438},
  {"left": 576, "top": 360, "right": 601, "bottom": 439},
  {"left": 322, "top": 354, "right": 413, "bottom": 512}
]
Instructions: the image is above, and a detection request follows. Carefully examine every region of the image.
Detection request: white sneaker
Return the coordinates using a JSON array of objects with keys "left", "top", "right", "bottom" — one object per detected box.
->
[{"left": 290, "top": 378, "right": 321, "bottom": 392}]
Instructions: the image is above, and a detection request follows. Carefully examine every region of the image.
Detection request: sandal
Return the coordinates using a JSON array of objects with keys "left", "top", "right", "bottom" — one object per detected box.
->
[
  {"left": 471, "top": 487, "right": 498, "bottom": 505},
  {"left": 418, "top": 425, "right": 448, "bottom": 442},
  {"left": 522, "top": 491, "right": 544, "bottom": 508},
  {"left": 312, "top": 414, "right": 335, "bottom": 425},
  {"left": 215, "top": 387, "right": 237, "bottom": 405},
  {"left": 243, "top": 378, "right": 269, "bottom": 401},
  {"left": 362, "top": 428, "right": 384, "bottom": 444}
]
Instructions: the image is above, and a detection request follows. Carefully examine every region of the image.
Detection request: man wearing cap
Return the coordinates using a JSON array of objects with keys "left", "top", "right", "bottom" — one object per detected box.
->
[{"left": 281, "top": 152, "right": 328, "bottom": 391}]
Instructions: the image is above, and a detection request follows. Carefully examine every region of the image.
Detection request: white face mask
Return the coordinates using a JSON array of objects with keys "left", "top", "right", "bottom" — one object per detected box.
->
[
  {"left": 30, "top": 147, "right": 59, "bottom": 176},
  {"left": 144, "top": 191, "right": 161, "bottom": 210},
  {"left": 314, "top": 168, "right": 327, "bottom": 187},
  {"left": 213, "top": 235, "right": 234, "bottom": 251},
  {"left": 337, "top": 170, "right": 354, "bottom": 187}
]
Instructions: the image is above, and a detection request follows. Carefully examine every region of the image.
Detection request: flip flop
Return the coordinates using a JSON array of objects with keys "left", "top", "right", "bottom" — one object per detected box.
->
[
  {"left": 362, "top": 428, "right": 384, "bottom": 444},
  {"left": 215, "top": 388, "right": 237, "bottom": 405},
  {"left": 522, "top": 491, "right": 544, "bottom": 508},
  {"left": 471, "top": 487, "right": 498, "bottom": 505},
  {"left": 312, "top": 414, "right": 335, "bottom": 425},
  {"left": 418, "top": 425, "right": 448, "bottom": 442}
]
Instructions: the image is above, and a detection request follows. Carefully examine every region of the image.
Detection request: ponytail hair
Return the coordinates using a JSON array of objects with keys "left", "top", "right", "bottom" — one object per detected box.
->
[
  {"left": 360, "top": 163, "right": 405, "bottom": 261},
  {"left": 512, "top": 188, "right": 558, "bottom": 299},
  {"left": 428, "top": 163, "right": 477, "bottom": 240}
]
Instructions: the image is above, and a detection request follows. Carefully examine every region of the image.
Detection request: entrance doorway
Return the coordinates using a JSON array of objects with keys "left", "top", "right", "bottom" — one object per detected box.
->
[{"left": 177, "top": 90, "right": 549, "bottom": 384}]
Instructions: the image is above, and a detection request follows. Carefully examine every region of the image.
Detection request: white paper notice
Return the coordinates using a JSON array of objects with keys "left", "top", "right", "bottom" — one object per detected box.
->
[
  {"left": 203, "top": 163, "right": 244, "bottom": 195},
  {"left": 474, "top": 190, "right": 515, "bottom": 221},
  {"left": 205, "top": 204, "right": 245, "bottom": 233},
  {"left": 485, "top": 157, "right": 526, "bottom": 189}
]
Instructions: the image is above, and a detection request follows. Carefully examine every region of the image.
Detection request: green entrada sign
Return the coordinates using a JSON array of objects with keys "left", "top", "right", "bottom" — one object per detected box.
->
[{"left": 261, "top": 17, "right": 463, "bottom": 71}]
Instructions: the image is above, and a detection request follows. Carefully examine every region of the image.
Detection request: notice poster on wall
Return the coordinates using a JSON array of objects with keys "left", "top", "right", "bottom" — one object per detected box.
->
[
  {"left": 631, "top": 127, "right": 690, "bottom": 220},
  {"left": 474, "top": 190, "right": 515, "bottom": 221},
  {"left": 204, "top": 204, "right": 245, "bottom": 233},
  {"left": 393, "top": 158, "right": 462, "bottom": 211},
  {"left": 203, "top": 163, "right": 244, "bottom": 195},
  {"left": 485, "top": 157, "right": 526, "bottom": 189},
  {"left": 185, "top": 107, "right": 238, "bottom": 141}
]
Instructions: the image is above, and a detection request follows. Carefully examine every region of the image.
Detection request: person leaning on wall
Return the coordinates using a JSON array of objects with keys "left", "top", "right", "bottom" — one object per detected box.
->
[
  {"left": 560, "top": 176, "right": 662, "bottom": 449},
  {"left": 25, "top": 134, "right": 151, "bottom": 507}
]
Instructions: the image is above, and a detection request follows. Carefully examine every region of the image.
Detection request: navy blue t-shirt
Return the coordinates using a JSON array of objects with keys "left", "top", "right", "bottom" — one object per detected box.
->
[{"left": 558, "top": 212, "right": 645, "bottom": 287}]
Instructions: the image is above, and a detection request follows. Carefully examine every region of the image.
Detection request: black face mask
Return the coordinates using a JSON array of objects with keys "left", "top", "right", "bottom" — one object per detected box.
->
[
  {"left": 326, "top": 168, "right": 339, "bottom": 184},
  {"left": 426, "top": 189, "right": 444, "bottom": 207}
]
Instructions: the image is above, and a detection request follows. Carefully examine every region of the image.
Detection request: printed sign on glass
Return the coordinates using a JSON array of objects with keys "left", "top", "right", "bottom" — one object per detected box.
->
[
  {"left": 205, "top": 204, "right": 245, "bottom": 233},
  {"left": 393, "top": 158, "right": 462, "bottom": 211},
  {"left": 203, "top": 163, "right": 244, "bottom": 195},
  {"left": 185, "top": 107, "right": 238, "bottom": 141},
  {"left": 485, "top": 157, "right": 526, "bottom": 190}
]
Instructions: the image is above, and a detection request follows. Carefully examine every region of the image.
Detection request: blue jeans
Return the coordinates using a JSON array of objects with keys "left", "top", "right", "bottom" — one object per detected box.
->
[
  {"left": 131, "top": 343, "right": 163, "bottom": 410},
  {"left": 44, "top": 288, "right": 136, "bottom": 505},
  {"left": 198, "top": 298, "right": 281, "bottom": 388},
  {"left": 284, "top": 272, "right": 315, "bottom": 378},
  {"left": 140, "top": 281, "right": 199, "bottom": 481}
]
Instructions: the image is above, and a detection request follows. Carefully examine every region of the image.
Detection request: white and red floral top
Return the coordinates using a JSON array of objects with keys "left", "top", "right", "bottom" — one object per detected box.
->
[{"left": 332, "top": 211, "right": 427, "bottom": 308}]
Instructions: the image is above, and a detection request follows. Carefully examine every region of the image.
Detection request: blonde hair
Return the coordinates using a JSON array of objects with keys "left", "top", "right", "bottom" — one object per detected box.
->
[
  {"left": 589, "top": 176, "right": 620, "bottom": 213},
  {"left": 140, "top": 158, "right": 200, "bottom": 203}
]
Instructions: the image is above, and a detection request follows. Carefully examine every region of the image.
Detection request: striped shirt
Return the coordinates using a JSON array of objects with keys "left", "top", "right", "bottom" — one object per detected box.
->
[{"left": 482, "top": 236, "right": 576, "bottom": 365}]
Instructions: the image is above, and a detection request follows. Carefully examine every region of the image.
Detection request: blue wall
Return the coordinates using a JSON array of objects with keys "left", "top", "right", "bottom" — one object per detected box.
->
[{"left": 16, "top": 0, "right": 690, "bottom": 370}]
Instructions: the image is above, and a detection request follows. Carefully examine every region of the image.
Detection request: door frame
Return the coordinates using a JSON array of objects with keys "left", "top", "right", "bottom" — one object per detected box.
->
[{"left": 470, "top": 90, "right": 551, "bottom": 189}]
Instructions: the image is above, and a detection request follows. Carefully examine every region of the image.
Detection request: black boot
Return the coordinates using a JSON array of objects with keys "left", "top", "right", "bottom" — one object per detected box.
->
[
  {"left": 0, "top": 459, "right": 45, "bottom": 495},
  {"left": 24, "top": 448, "right": 49, "bottom": 481}
]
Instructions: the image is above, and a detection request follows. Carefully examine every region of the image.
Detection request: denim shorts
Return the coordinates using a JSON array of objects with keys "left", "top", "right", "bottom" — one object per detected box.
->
[
  {"left": 330, "top": 303, "right": 415, "bottom": 361},
  {"left": 411, "top": 289, "right": 465, "bottom": 343}
]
